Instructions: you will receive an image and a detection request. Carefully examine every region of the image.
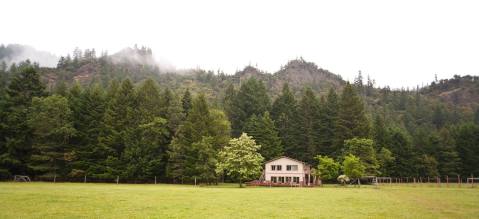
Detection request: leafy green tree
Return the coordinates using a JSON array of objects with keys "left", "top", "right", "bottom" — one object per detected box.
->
[
  {"left": 315, "top": 155, "right": 340, "bottom": 181},
  {"left": 343, "top": 138, "right": 378, "bottom": 175},
  {"left": 28, "top": 95, "right": 75, "bottom": 176},
  {"left": 342, "top": 154, "right": 365, "bottom": 186},
  {"left": 271, "top": 83, "right": 298, "bottom": 159},
  {"left": 335, "top": 83, "right": 370, "bottom": 150},
  {"left": 243, "top": 112, "right": 283, "bottom": 161},
  {"left": 216, "top": 133, "right": 264, "bottom": 187}
]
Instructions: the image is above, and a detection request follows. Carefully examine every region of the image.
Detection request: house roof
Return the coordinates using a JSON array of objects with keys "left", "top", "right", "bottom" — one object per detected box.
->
[{"left": 264, "top": 156, "right": 311, "bottom": 167}]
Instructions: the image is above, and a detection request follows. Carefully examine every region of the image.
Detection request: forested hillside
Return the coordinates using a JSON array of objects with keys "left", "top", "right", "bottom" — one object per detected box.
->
[{"left": 0, "top": 46, "right": 478, "bottom": 182}]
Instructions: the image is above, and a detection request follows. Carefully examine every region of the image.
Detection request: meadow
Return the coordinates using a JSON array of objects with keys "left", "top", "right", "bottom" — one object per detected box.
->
[{"left": 0, "top": 182, "right": 478, "bottom": 218}]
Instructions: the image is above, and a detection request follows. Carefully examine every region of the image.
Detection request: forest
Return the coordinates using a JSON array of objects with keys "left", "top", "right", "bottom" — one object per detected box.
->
[{"left": 1, "top": 45, "right": 479, "bottom": 183}]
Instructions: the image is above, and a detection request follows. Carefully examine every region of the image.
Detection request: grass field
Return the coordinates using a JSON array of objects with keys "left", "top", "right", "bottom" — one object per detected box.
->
[{"left": 1, "top": 182, "right": 478, "bottom": 218}]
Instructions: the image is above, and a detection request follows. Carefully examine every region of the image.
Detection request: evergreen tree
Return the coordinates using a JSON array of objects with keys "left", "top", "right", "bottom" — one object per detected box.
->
[
  {"left": 372, "top": 114, "right": 387, "bottom": 151},
  {"left": 1, "top": 66, "right": 45, "bottom": 175},
  {"left": 181, "top": 88, "right": 192, "bottom": 116},
  {"left": 223, "top": 84, "right": 236, "bottom": 122},
  {"left": 271, "top": 83, "right": 298, "bottom": 159},
  {"left": 69, "top": 84, "right": 106, "bottom": 176},
  {"left": 296, "top": 88, "right": 321, "bottom": 163},
  {"left": 99, "top": 79, "right": 136, "bottom": 176},
  {"left": 385, "top": 127, "right": 417, "bottom": 176},
  {"left": 167, "top": 93, "right": 230, "bottom": 182},
  {"left": 453, "top": 123, "right": 479, "bottom": 176},
  {"left": 243, "top": 112, "right": 283, "bottom": 161},
  {"left": 377, "top": 147, "right": 395, "bottom": 176},
  {"left": 28, "top": 95, "right": 75, "bottom": 176},
  {"left": 417, "top": 154, "right": 439, "bottom": 177},
  {"left": 437, "top": 128, "right": 461, "bottom": 176},
  {"left": 335, "top": 83, "right": 370, "bottom": 150},
  {"left": 122, "top": 117, "right": 169, "bottom": 179},
  {"left": 318, "top": 88, "right": 339, "bottom": 157},
  {"left": 432, "top": 104, "right": 446, "bottom": 129},
  {"left": 229, "top": 78, "right": 270, "bottom": 136}
]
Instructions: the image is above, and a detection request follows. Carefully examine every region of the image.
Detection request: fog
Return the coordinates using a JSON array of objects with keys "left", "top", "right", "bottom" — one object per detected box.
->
[{"left": 0, "top": 44, "right": 58, "bottom": 67}]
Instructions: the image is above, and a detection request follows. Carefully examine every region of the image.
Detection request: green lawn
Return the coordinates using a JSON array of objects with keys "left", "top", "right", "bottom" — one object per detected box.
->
[{"left": 0, "top": 182, "right": 478, "bottom": 218}]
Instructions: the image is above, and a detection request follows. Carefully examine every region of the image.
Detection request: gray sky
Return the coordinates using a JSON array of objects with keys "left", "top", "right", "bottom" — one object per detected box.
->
[{"left": 1, "top": 0, "right": 478, "bottom": 88}]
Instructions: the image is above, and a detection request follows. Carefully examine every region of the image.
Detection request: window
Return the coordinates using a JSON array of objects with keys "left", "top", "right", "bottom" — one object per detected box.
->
[
  {"left": 271, "top": 165, "right": 276, "bottom": 171},
  {"left": 276, "top": 165, "right": 282, "bottom": 171},
  {"left": 293, "top": 177, "right": 300, "bottom": 183},
  {"left": 286, "top": 165, "right": 298, "bottom": 171},
  {"left": 286, "top": 177, "right": 292, "bottom": 183},
  {"left": 271, "top": 176, "right": 277, "bottom": 183},
  {"left": 279, "top": 177, "right": 285, "bottom": 183}
]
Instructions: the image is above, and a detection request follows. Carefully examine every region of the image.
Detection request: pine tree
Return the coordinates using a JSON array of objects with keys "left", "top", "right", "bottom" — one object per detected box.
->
[
  {"left": 181, "top": 88, "right": 192, "bottom": 116},
  {"left": 223, "top": 84, "right": 236, "bottom": 121},
  {"left": 437, "top": 128, "right": 461, "bottom": 176},
  {"left": 372, "top": 114, "right": 387, "bottom": 151},
  {"left": 229, "top": 78, "right": 270, "bottom": 136},
  {"left": 136, "top": 79, "right": 162, "bottom": 123},
  {"left": 385, "top": 127, "right": 417, "bottom": 176},
  {"left": 167, "top": 93, "right": 230, "bottom": 182},
  {"left": 271, "top": 83, "right": 298, "bottom": 159},
  {"left": 99, "top": 79, "right": 136, "bottom": 176},
  {"left": 335, "top": 83, "right": 370, "bottom": 150},
  {"left": 1, "top": 66, "right": 45, "bottom": 175},
  {"left": 243, "top": 112, "right": 283, "bottom": 161},
  {"left": 296, "top": 88, "right": 321, "bottom": 163},
  {"left": 318, "top": 88, "right": 339, "bottom": 157},
  {"left": 28, "top": 95, "right": 75, "bottom": 176},
  {"left": 453, "top": 123, "right": 479, "bottom": 176},
  {"left": 69, "top": 84, "right": 106, "bottom": 176}
]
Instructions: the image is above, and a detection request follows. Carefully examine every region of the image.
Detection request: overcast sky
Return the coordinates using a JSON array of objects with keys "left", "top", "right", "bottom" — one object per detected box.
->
[{"left": 1, "top": 0, "right": 478, "bottom": 88}]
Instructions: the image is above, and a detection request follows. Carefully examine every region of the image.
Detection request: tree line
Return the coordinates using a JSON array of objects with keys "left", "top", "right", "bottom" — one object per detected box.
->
[{"left": 1, "top": 62, "right": 479, "bottom": 183}]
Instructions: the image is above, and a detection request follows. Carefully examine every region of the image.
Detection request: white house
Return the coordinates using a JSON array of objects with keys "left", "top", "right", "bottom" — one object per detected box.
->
[{"left": 262, "top": 156, "right": 314, "bottom": 186}]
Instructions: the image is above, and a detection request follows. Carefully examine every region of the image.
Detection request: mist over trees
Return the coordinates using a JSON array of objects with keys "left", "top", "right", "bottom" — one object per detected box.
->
[{"left": 0, "top": 48, "right": 479, "bottom": 183}]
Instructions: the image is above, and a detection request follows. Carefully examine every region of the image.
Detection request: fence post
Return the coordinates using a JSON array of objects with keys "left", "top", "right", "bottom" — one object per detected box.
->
[
  {"left": 116, "top": 176, "right": 119, "bottom": 184},
  {"left": 446, "top": 175, "right": 448, "bottom": 187},
  {"left": 54, "top": 174, "right": 56, "bottom": 183},
  {"left": 194, "top": 177, "right": 197, "bottom": 186},
  {"left": 458, "top": 175, "right": 461, "bottom": 187},
  {"left": 155, "top": 176, "right": 157, "bottom": 184},
  {"left": 84, "top": 175, "right": 87, "bottom": 183},
  {"left": 472, "top": 174, "right": 474, "bottom": 188}
]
